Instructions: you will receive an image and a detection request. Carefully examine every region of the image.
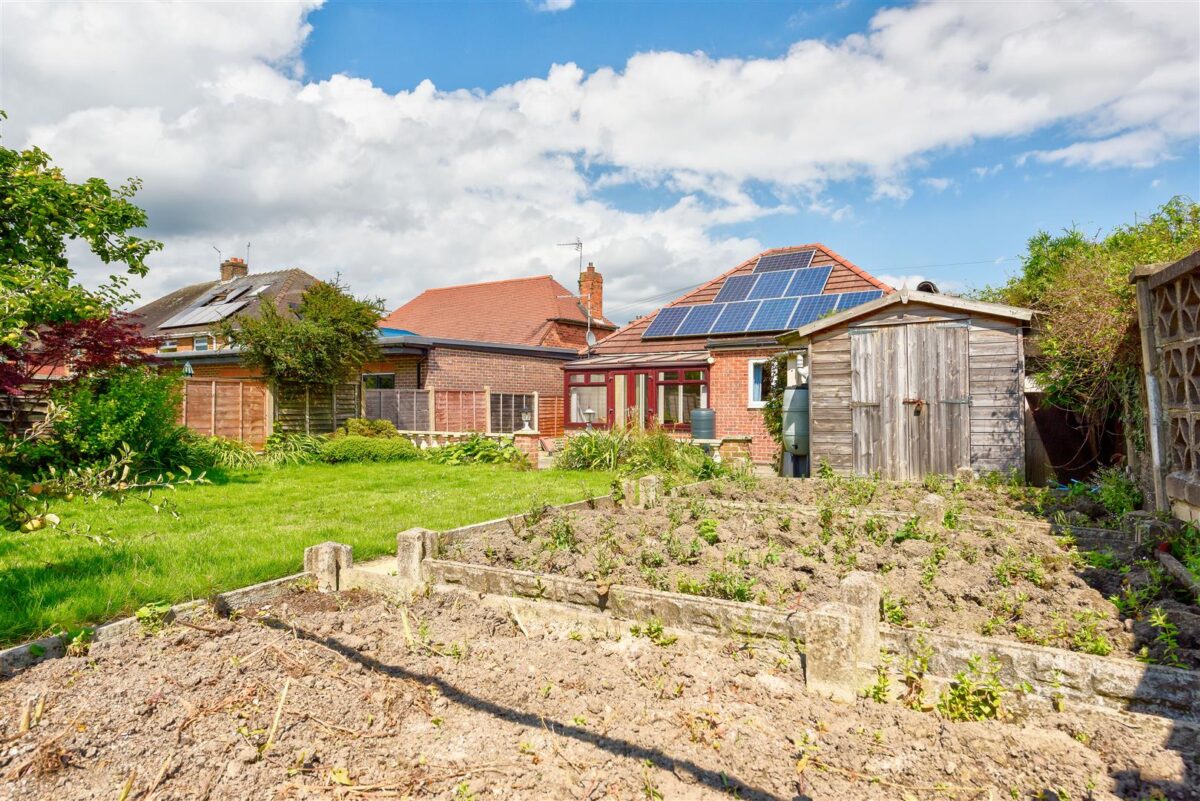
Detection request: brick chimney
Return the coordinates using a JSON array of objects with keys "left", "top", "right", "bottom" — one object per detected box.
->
[
  {"left": 578, "top": 262, "right": 603, "bottom": 321},
  {"left": 220, "top": 257, "right": 248, "bottom": 282}
]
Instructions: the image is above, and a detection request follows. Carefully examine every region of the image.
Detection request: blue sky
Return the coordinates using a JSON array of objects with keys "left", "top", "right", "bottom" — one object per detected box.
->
[
  {"left": 300, "top": 0, "right": 1196, "bottom": 297},
  {"left": 4, "top": 0, "right": 1197, "bottom": 320}
]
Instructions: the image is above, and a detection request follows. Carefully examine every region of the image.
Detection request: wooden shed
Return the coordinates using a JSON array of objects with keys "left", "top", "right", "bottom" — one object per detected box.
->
[{"left": 778, "top": 290, "right": 1034, "bottom": 480}]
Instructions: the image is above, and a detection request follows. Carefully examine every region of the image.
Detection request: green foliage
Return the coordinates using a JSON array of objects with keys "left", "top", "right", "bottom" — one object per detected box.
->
[
  {"left": 675, "top": 569, "right": 755, "bottom": 602},
  {"left": 881, "top": 592, "right": 908, "bottom": 626},
  {"left": 696, "top": 518, "right": 720, "bottom": 545},
  {"left": 554, "top": 426, "right": 716, "bottom": 478},
  {"left": 978, "top": 197, "right": 1200, "bottom": 445},
  {"left": 546, "top": 515, "right": 577, "bottom": 552},
  {"left": 936, "top": 655, "right": 1026, "bottom": 722},
  {"left": 1092, "top": 466, "right": 1142, "bottom": 517},
  {"left": 0, "top": 112, "right": 162, "bottom": 352},
  {"left": 218, "top": 278, "right": 384, "bottom": 387},
  {"left": 134, "top": 601, "right": 172, "bottom": 634},
  {"left": 182, "top": 434, "right": 260, "bottom": 470},
  {"left": 426, "top": 435, "right": 524, "bottom": 466},
  {"left": 262, "top": 433, "right": 326, "bottom": 466},
  {"left": 319, "top": 435, "right": 421, "bottom": 464},
  {"left": 44, "top": 367, "right": 187, "bottom": 471},
  {"left": 1143, "top": 607, "right": 1184, "bottom": 668},
  {"left": 336, "top": 418, "right": 401, "bottom": 439},
  {"left": 759, "top": 353, "right": 789, "bottom": 445},
  {"left": 629, "top": 618, "right": 677, "bottom": 647}
]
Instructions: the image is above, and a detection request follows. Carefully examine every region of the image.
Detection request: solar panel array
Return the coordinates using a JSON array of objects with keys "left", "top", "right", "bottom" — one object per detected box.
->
[
  {"left": 755, "top": 250, "right": 815, "bottom": 272},
  {"left": 642, "top": 288, "right": 884, "bottom": 339}
]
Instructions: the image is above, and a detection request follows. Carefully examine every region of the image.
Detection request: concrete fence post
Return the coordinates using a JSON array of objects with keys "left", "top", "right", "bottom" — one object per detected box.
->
[
  {"left": 805, "top": 572, "right": 881, "bottom": 703},
  {"left": 840, "top": 571, "right": 880, "bottom": 671},
  {"left": 397, "top": 528, "right": 432, "bottom": 585},
  {"left": 638, "top": 475, "right": 662, "bottom": 508},
  {"left": 620, "top": 479, "right": 639, "bottom": 508},
  {"left": 303, "top": 542, "right": 353, "bottom": 593}
]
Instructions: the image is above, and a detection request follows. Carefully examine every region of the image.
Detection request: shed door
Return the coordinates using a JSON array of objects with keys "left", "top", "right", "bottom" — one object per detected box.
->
[{"left": 850, "top": 321, "right": 970, "bottom": 479}]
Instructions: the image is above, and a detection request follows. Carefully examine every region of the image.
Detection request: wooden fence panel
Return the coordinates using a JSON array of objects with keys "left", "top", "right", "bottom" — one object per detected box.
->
[
  {"left": 180, "top": 379, "right": 269, "bottom": 448},
  {"left": 538, "top": 396, "right": 564, "bottom": 438},
  {"left": 433, "top": 390, "right": 486, "bottom": 432},
  {"left": 273, "top": 382, "right": 360, "bottom": 436}
]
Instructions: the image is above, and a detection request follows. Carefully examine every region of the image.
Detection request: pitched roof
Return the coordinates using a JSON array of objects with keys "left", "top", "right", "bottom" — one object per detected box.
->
[
  {"left": 777, "top": 289, "right": 1033, "bottom": 345},
  {"left": 380, "top": 274, "right": 615, "bottom": 349},
  {"left": 590, "top": 244, "right": 892, "bottom": 355},
  {"left": 130, "top": 269, "right": 318, "bottom": 339}
]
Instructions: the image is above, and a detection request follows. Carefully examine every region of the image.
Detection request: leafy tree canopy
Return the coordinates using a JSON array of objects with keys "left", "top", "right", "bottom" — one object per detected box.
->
[
  {"left": 0, "top": 111, "right": 162, "bottom": 352},
  {"left": 217, "top": 279, "right": 384, "bottom": 386},
  {"left": 980, "top": 196, "right": 1200, "bottom": 431}
]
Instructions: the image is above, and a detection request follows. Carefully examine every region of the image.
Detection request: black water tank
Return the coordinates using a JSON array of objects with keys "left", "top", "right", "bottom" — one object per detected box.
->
[{"left": 691, "top": 408, "right": 716, "bottom": 440}]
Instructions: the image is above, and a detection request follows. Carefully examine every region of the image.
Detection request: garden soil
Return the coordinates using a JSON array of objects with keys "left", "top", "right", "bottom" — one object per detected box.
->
[{"left": 1, "top": 588, "right": 1195, "bottom": 800}]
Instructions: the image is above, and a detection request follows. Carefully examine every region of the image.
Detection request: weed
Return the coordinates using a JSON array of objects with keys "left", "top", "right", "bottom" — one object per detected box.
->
[
  {"left": 568, "top": 630, "right": 583, "bottom": 641},
  {"left": 1014, "top": 623, "right": 1049, "bottom": 645},
  {"left": 899, "top": 636, "right": 933, "bottom": 710},
  {"left": 452, "top": 782, "right": 476, "bottom": 801},
  {"left": 63, "top": 627, "right": 93, "bottom": 657},
  {"left": 594, "top": 544, "right": 621, "bottom": 579},
  {"left": 863, "top": 654, "right": 892, "bottom": 703},
  {"left": 630, "top": 618, "right": 678, "bottom": 647},
  {"left": 546, "top": 515, "right": 578, "bottom": 552},
  {"left": 759, "top": 539, "right": 783, "bottom": 567},
  {"left": 922, "top": 473, "right": 945, "bottom": 495},
  {"left": 958, "top": 544, "right": 979, "bottom": 564},
  {"left": 639, "top": 549, "right": 666, "bottom": 568},
  {"left": 679, "top": 709, "right": 724, "bottom": 750},
  {"left": 995, "top": 548, "right": 1046, "bottom": 588},
  {"left": 1080, "top": 549, "right": 1120, "bottom": 570},
  {"left": 862, "top": 516, "right": 888, "bottom": 546},
  {"left": 1068, "top": 610, "right": 1113, "bottom": 656},
  {"left": 936, "top": 655, "right": 1027, "bottom": 722},
  {"left": 1108, "top": 563, "right": 1165, "bottom": 616},
  {"left": 724, "top": 547, "right": 750, "bottom": 568},
  {"left": 676, "top": 570, "right": 756, "bottom": 602},
  {"left": 891, "top": 517, "right": 925, "bottom": 544},
  {"left": 816, "top": 459, "right": 835, "bottom": 480},
  {"left": 571, "top": 715, "right": 588, "bottom": 726},
  {"left": 880, "top": 592, "right": 908, "bottom": 626},
  {"left": 664, "top": 532, "right": 703, "bottom": 565},
  {"left": 919, "top": 545, "right": 947, "bottom": 590},
  {"left": 696, "top": 518, "right": 720, "bottom": 545},
  {"left": 1093, "top": 466, "right": 1143, "bottom": 518},
  {"left": 1143, "top": 607, "right": 1184, "bottom": 667},
  {"left": 688, "top": 496, "right": 708, "bottom": 520},
  {"left": 524, "top": 499, "right": 551, "bottom": 527},
  {"left": 943, "top": 502, "right": 963, "bottom": 530},
  {"left": 638, "top": 565, "right": 669, "bottom": 591},
  {"left": 134, "top": 601, "right": 172, "bottom": 634}
]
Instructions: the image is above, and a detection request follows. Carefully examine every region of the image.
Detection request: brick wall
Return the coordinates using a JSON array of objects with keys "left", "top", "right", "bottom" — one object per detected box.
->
[
  {"left": 360, "top": 355, "right": 421, "bottom": 388},
  {"left": 709, "top": 348, "right": 780, "bottom": 464},
  {"left": 190, "top": 363, "right": 260, "bottom": 380},
  {"left": 425, "top": 347, "right": 566, "bottom": 395}
]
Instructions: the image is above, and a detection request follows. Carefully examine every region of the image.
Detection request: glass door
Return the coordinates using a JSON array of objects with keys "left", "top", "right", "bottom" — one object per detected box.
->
[{"left": 609, "top": 371, "right": 655, "bottom": 429}]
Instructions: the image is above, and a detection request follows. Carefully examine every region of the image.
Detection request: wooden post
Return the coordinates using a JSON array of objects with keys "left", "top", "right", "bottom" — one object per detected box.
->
[
  {"left": 1134, "top": 274, "right": 1169, "bottom": 512},
  {"left": 304, "top": 386, "right": 311, "bottom": 435},
  {"left": 483, "top": 385, "right": 491, "bottom": 433},
  {"left": 210, "top": 380, "right": 216, "bottom": 436},
  {"left": 182, "top": 381, "right": 189, "bottom": 428},
  {"left": 238, "top": 381, "right": 245, "bottom": 442},
  {"left": 427, "top": 387, "right": 436, "bottom": 432}
]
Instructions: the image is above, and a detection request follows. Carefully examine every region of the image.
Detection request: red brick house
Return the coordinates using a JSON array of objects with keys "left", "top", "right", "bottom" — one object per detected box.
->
[
  {"left": 369, "top": 266, "right": 616, "bottom": 436},
  {"left": 564, "top": 245, "right": 892, "bottom": 463}
]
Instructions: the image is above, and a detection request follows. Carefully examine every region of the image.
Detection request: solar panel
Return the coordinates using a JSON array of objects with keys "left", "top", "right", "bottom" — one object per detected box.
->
[
  {"left": 788, "top": 294, "right": 840, "bottom": 329},
  {"left": 755, "top": 250, "right": 815, "bottom": 273},
  {"left": 747, "top": 270, "right": 793, "bottom": 300},
  {"left": 642, "top": 306, "right": 691, "bottom": 338},
  {"left": 675, "top": 304, "right": 724, "bottom": 336},
  {"left": 836, "top": 290, "right": 885, "bottom": 310},
  {"left": 713, "top": 274, "right": 757, "bottom": 304},
  {"left": 710, "top": 301, "right": 761, "bottom": 335},
  {"left": 159, "top": 300, "right": 250, "bottom": 329},
  {"left": 785, "top": 266, "right": 833, "bottom": 297},
  {"left": 749, "top": 298, "right": 799, "bottom": 331}
]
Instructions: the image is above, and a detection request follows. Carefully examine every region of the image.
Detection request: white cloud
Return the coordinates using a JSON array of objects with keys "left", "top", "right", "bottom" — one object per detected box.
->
[
  {"left": 920, "top": 177, "right": 953, "bottom": 193},
  {"left": 972, "top": 164, "right": 1004, "bottom": 178},
  {"left": 532, "top": 0, "right": 575, "bottom": 11},
  {"left": 876, "top": 274, "right": 962, "bottom": 293},
  {"left": 0, "top": 0, "right": 1195, "bottom": 322}
]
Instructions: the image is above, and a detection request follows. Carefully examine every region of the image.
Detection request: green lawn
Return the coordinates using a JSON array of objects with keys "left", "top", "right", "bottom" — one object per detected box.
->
[{"left": 0, "top": 462, "right": 612, "bottom": 645}]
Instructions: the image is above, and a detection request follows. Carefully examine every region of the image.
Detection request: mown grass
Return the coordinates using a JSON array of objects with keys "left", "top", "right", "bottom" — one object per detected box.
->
[{"left": 0, "top": 461, "right": 612, "bottom": 645}]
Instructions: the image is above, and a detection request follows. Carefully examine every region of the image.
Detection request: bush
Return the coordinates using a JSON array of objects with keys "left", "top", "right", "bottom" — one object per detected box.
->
[
  {"left": 426, "top": 435, "right": 524, "bottom": 466},
  {"left": 45, "top": 367, "right": 188, "bottom": 471},
  {"left": 319, "top": 435, "right": 421, "bottom": 463},
  {"left": 180, "top": 434, "right": 259, "bottom": 470},
  {"left": 263, "top": 433, "right": 326, "bottom": 465},
  {"left": 555, "top": 426, "right": 716, "bottom": 479},
  {"left": 335, "top": 418, "right": 400, "bottom": 439},
  {"left": 1092, "top": 466, "right": 1142, "bottom": 518}
]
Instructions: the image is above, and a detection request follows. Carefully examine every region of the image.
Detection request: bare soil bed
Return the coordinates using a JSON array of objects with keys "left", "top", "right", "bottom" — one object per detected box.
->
[
  {"left": 444, "top": 481, "right": 1200, "bottom": 668},
  {"left": 681, "top": 475, "right": 1043, "bottom": 521},
  {"left": 1, "top": 587, "right": 1194, "bottom": 800}
]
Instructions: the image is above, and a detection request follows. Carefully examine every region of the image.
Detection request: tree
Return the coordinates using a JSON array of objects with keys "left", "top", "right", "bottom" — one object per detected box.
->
[
  {"left": 0, "top": 111, "right": 162, "bottom": 361},
  {"left": 981, "top": 196, "right": 1200, "bottom": 460},
  {"left": 0, "top": 314, "right": 157, "bottom": 398},
  {"left": 217, "top": 279, "right": 384, "bottom": 386}
]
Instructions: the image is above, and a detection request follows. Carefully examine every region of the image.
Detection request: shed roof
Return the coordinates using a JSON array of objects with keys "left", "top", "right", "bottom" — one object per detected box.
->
[{"left": 776, "top": 290, "right": 1033, "bottom": 345}]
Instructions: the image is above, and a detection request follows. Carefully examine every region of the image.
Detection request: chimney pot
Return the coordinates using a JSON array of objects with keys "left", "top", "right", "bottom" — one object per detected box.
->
[{"left": 220, "top": 256, "right": 248, "bottom": 282}]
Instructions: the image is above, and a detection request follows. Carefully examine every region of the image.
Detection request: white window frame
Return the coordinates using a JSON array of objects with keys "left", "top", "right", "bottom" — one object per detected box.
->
[
  {"left": 159, "top": 339, "right": 178, "bottom": 353},
  {"left": 193, "top": 335, "right": 210, "bottom": 352},
  {"left": 747, "top": 359, "right": 768, "bottom": 409}
]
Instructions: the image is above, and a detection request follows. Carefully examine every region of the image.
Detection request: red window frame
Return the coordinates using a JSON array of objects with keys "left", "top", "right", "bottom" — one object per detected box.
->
[{"left": 563, "top": 366, "right": 709, "bottom": 431}]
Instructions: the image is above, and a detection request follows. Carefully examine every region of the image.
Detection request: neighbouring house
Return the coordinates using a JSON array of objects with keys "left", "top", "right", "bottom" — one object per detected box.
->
[
  {"left": 366, "top": 266, "right": 617, "bottom": 438},
  {"left": 566, "top": 245, "right": 892, "bottom": 464},
  {"left": 777, "top": 290, "right": 1033, "bottom": 480},
  {"left": 130, "top": 257, "right": 320, "bottom": 446}
]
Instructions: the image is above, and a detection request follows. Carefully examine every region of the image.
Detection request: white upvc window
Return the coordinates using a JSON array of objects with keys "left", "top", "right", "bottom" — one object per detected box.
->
[
  {"left": 193, "top": 335, "right": 210, "bottom": 352},
  {"left": 747, "top": 359, "right": 772, "bottom": 409},
  {"left": 159, "top": 339, "right": 178, "bottom": 353}
]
